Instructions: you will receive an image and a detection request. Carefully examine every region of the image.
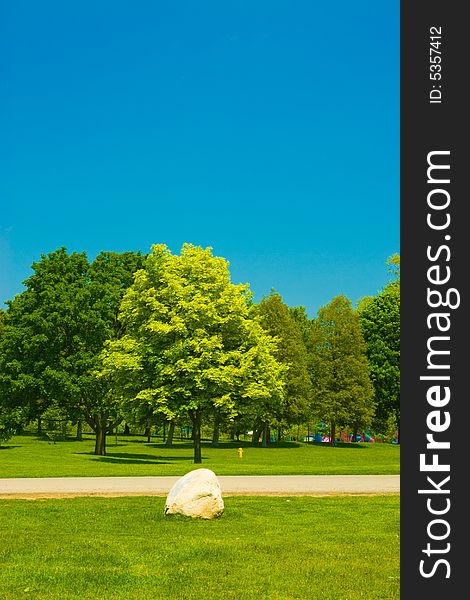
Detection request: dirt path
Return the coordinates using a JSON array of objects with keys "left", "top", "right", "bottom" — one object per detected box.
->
[{"left": 0, "top": 474, "right": 399, "bottom": 499}]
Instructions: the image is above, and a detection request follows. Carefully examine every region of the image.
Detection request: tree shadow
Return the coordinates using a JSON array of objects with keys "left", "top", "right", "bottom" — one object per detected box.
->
[
  {"left": 123, "top": 438, "right": 176, "bottom": 445},
  {"left": 0, "top": 445, "right": 20, "bottom": 450},
  {"left": 35, "top": 435, "right": 93, "bottom": 443},
  {"left": 103, "top": 452, "right": 161, "bottom": 461},
  {"left": 77, "top": 451, "right": 193, "bottom": 464},
  {"left": 224, "top": 440, "right": 302, "bottom": 450},
  {"left": 108, "top": 451, "right": 191, "bottom": 462},
  {"left": 145, "top": 442, "right": 195, "bottom": 451},
  {"left": 163, "top": 455, "right": 205, "bottom": 461},
  {"left": 309, "top": 442, "right": 368, "bottom": 450},
  {"left": 89, "top": 456, "right": 171, "bottom": 465},
  {"left": 96, "top": 443, "right": 129, "bottom": 448}
]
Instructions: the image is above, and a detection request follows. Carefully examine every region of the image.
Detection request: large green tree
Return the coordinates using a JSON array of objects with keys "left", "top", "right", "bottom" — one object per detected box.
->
[
  {"left": 0, "top": 309, "right": 24, "bottom": 445},
  {"left": 257, "top": 293, "right": 312, "bottom": 442},
  {"left": 0, "top": 249, "right": 89, "bottom": 432},
  {"left": 80, "top": 250, "right": 146, "bottom": 454},
  {"left": 310, "top": 295, "right": 375, "bottom": 442},
  {"left": 358, "top": 254, "right": 400, "bottom": 437},
  {"left": 0, "top": 248, "right": 144, "bottom": 454},
  {"left": 101, "top": 244, "right": 285, "bottom": 463}
]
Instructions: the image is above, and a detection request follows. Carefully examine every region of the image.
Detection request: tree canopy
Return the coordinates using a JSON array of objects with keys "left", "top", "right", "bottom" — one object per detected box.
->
[
  {"left": 0, "top": 248, "right": 145, "bottom": 454},
  {"left": 257, "top": 292, "right": 312, "bottom": 441},
  {"left": 101, "top": 244, "right": 286, "bottom": 463},
  {"left": 1, "top": 245, "right": 400, "bottom": 450},
  {"left": 310, "top": 295, "right": 375, "bottom": 442},
  {"left": 358, "top": 254, "right": 400, "bottom": 436}
]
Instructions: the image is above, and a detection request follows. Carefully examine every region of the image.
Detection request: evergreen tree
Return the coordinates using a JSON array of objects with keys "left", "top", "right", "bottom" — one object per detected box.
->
[
  {"left": 258, "top": 293, "right": 312, "bottom": 442},
  {"left": 311, "top": 295, "right": 375, "bottom": 442}
]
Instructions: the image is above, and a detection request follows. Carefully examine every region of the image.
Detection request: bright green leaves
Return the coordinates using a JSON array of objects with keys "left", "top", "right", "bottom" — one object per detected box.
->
[{"left": 102, "top": 244, "right": 285, "bottom": 458}]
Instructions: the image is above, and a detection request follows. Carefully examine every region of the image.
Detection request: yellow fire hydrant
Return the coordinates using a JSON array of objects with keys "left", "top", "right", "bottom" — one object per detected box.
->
[{"left": 237, "top": 447, "right": 243, "bottom": 458}]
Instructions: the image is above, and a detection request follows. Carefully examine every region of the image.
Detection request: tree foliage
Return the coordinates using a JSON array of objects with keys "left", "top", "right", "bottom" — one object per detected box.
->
[
  {"left": 310, "top": 295, "right": 375, "bottom": 442},
  {"left": 101, "top": 244, "right": 286, "bottom": 463},
  {"left": 358, "top": 255, "right": 400, "bottom": 435},
  {"left": 0, "top": 248, "right": 144, "bottom": 454},
  {"left": 1, "top": 244, "right": 401, "bottom": 451},
  {"left": 257, "top": 293, "right": 312, "bottom": 438}
]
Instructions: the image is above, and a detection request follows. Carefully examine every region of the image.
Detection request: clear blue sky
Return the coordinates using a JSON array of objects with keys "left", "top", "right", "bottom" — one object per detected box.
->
[{"left": 1, "top": 1, "right": 399, "bottom": 318}]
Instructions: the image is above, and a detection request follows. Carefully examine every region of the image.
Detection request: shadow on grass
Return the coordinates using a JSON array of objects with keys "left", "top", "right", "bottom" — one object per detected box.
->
[
  {"left": 123, "top": 438, "right": 308, "bottom": 451},
  {"left": 145, "top": 440, "right": 304, "bottom": 450},
  {"left": 89, "top": 456, "right": 171, "bottom": 465},
  {"left": 242, "top": 441, "right": 303, "bottom": 450},
  {"left": 108, "top": 452, "right": 191, "bottom": 462},
  {"left": 145, "top": 442, "right": 195, "bottom": 451},
  {"left": 307, "top": 442, "right": 367, "bottom": 450},
  {"left": 0, "top": 445, "right": 20, "bottom": 450},
  {"left": 204, "top": 440, "right": 304, "bottom": 450},
  {"left": 79, "top": 451, "right": 193, "bottom": 464},
  {"left": 123, "top": 438, "right": 183, "bottom": 445},
  {"left": 206, "top": 441, "right": 304, "bottom": 450},
  {"left": 33, "top": 435, "right": 94, "bottom": 444}
]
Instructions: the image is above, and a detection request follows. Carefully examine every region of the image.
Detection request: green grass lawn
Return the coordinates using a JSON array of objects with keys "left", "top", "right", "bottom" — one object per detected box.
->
[
  {"left": 0, "top": 433, "right": 400, "bottom": 478},
  {"left": 0, "top": 495, "right": 399, "bottom": 600}
]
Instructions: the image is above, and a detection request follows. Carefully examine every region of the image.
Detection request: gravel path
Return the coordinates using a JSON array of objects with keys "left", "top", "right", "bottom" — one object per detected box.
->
[{"left": 0, "top": 474, "right": 399, "bottom": 498}]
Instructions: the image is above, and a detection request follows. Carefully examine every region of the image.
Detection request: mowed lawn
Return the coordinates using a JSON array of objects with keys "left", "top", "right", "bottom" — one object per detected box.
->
[
  {"left": 0, "top": 434, "right": 399, "bottom": 478},
  {"left": 0, "top": 495, "right": 399, "bottom": 600}
]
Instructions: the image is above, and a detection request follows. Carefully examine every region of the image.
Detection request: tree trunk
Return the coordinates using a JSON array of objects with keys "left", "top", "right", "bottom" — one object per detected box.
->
[
  {"left": 189, "top": 410, "right": 202, "bottom": 464},
  {"left": 94, "top": 424, "right": 106, "bottom": 455},
  {"left": 352, "top": 426, "right": 358, "bottom": 443},
  {"left": 76, "top": 420, "right": 83, "bottom": 441},
  {"left": 262, "top": 423, "right": 269, "bottom": 448},
  {"left": 330, "top": 421, "right": 336, "bottom": 446},
  {"left": 211, "top": 415, "right": 220, "bottom": 447},
  {"left": 124, "top": 423, "right": 130, "bottom": 435},
  {"left": 37, "top": 417, "right": 42, "bottom": 435},
  {"left": 86, "top": 414, "right": 121, "bottom": 456},
  {"left": 252, "top": 422, "right": 263, "bottom": 445},
  {"left": 277, "top": 427, "right": 282, "bottom": 443},
  {"left": 145, "top": 426, "right": 151, "bottom": 443},
  {"left": 165, "top": 420, "right": 175, "bottom": 448}
]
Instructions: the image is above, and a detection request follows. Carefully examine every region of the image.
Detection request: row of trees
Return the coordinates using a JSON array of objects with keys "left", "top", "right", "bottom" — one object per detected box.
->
[{"left": 0, "top": 244, "right": 400, "bottom": 462}]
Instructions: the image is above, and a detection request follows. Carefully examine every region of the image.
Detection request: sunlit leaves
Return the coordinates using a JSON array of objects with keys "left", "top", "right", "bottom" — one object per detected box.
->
[{"left": 102, "top": 244, "right": 285, "bottom": 439}]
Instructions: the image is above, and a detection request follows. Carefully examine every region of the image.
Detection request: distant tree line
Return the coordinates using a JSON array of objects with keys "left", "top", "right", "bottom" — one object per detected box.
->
[{"left": 0, "top": 245, "right": 400, "bottom": 461}]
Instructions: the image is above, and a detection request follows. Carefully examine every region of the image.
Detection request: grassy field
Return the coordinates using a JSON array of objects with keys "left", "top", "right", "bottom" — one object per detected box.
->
[
  {"left": 0, "top": 495, "right": 399, "bottom": 600},
  {"left": 0, "top": 433, "right": 400, "bottom": 478}
]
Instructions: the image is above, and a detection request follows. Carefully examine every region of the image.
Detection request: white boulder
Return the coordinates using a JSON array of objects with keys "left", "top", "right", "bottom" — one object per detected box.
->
[{"left": 164, "top": 468, "right": 224, "bottom": 519}]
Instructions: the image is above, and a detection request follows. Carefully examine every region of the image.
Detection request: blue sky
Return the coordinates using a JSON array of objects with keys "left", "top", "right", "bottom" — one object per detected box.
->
[{"left": 1, "top": 1, "right": 399, "bottom": 317}]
